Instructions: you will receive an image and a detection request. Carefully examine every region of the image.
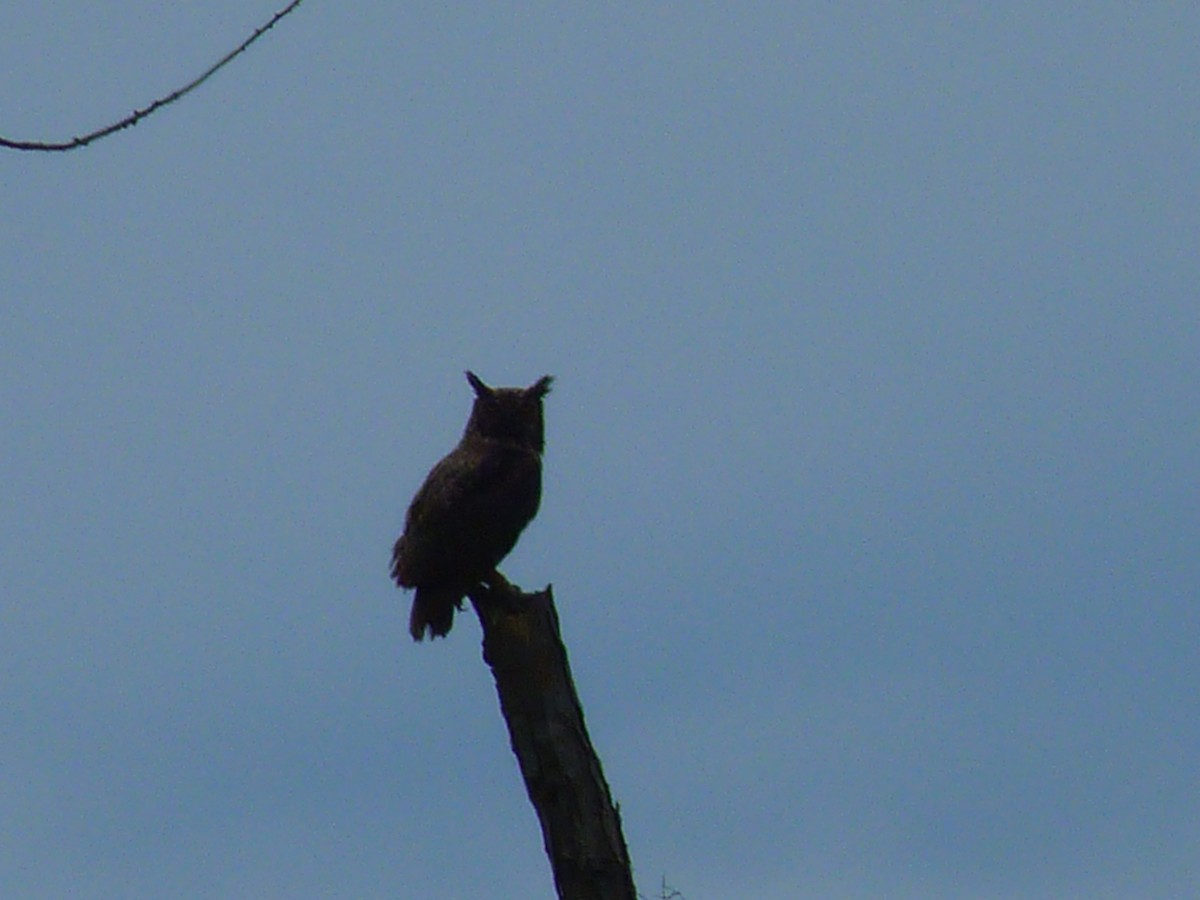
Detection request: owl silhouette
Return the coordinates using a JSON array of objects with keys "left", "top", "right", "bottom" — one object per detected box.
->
[{"left": 391, "top": 371, "right": 553, "bottom": 640}]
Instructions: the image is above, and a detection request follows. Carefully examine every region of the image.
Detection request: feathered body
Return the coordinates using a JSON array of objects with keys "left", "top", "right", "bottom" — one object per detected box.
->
[{"left": 391, "top": 371, "right": 553, "bottom": 640}]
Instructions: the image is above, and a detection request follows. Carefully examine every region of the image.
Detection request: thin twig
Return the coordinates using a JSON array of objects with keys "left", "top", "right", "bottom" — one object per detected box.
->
[{"left": 0, "top": 0, "right": 304, "bottom": 152}]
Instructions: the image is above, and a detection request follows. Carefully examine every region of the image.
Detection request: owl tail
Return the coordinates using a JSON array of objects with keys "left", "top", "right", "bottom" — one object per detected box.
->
[{"left": 409, "top": 586, "right": 464, "bottom": 641}]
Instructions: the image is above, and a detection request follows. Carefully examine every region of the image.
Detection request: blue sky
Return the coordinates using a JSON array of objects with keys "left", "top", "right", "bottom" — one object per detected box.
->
[{"left": 2, "top": 4, "right": 1197, "bottom": 898}]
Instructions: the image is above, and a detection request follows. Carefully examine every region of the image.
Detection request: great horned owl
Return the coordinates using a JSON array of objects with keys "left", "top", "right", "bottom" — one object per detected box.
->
[{"left": 391, "top": 371, "right": 553, "bottom": 641}]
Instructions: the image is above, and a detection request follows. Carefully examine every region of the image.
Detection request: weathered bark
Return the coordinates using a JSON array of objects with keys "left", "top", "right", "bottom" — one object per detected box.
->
[{"left": 469, "top": 578, "right": 636, "bottom": 900}]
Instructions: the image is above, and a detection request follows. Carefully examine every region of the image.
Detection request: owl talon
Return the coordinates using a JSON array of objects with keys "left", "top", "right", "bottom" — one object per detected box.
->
[{"left": 474, "top": 571, "right": 524, "bottom": 613}]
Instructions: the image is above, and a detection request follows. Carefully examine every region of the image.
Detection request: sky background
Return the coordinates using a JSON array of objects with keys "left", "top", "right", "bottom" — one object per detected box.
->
[{"left": 2, "top": 4, "right": 1197, "bottom": 898}]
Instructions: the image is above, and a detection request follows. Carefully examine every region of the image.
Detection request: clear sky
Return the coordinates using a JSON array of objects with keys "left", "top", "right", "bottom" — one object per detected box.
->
[{"left": 2, "top": 4, "right": 1197, "bottom": 898}]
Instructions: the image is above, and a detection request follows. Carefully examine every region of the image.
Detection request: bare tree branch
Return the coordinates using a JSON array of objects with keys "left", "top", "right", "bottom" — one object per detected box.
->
[
  {"left": 470, "top": 578, "right": 637, "bottom": 900},
  {"left": 0, "top": 0, "right": 304, "bottom": 152}
]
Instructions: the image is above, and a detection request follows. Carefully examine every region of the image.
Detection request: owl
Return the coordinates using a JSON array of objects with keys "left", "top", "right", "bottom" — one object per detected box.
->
[{"left": 391, "top": 371, "right": 554, "bottom": 640}]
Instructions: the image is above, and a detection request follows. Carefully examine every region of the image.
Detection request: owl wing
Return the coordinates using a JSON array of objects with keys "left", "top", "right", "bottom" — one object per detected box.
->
[{"left": 392, "top": 443, "right": 541, "bottom": 587}]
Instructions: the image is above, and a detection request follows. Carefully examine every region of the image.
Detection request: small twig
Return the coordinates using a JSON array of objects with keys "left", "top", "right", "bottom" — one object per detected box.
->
[{"left": 0, "top": 0, "right": 304, "bottom": 152}]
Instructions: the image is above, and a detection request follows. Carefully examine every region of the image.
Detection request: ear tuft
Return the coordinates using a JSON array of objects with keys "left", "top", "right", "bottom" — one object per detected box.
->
[
  {"left": 465, "top": 371, "right": 493, "bottom": 397},
  {"left": 526, "top": 375, "right": 554, "bottom": 398}
]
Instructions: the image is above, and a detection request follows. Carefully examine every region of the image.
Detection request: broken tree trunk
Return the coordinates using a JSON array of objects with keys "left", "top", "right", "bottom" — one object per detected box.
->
[{"left": 469, "top": 579, "right": 636, "bottom": 900}]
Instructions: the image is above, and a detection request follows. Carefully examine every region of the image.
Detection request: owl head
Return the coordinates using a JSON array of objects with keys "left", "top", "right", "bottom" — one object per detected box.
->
[{"left": 463, "top": 371, "right": 554, "bottom": 452}]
